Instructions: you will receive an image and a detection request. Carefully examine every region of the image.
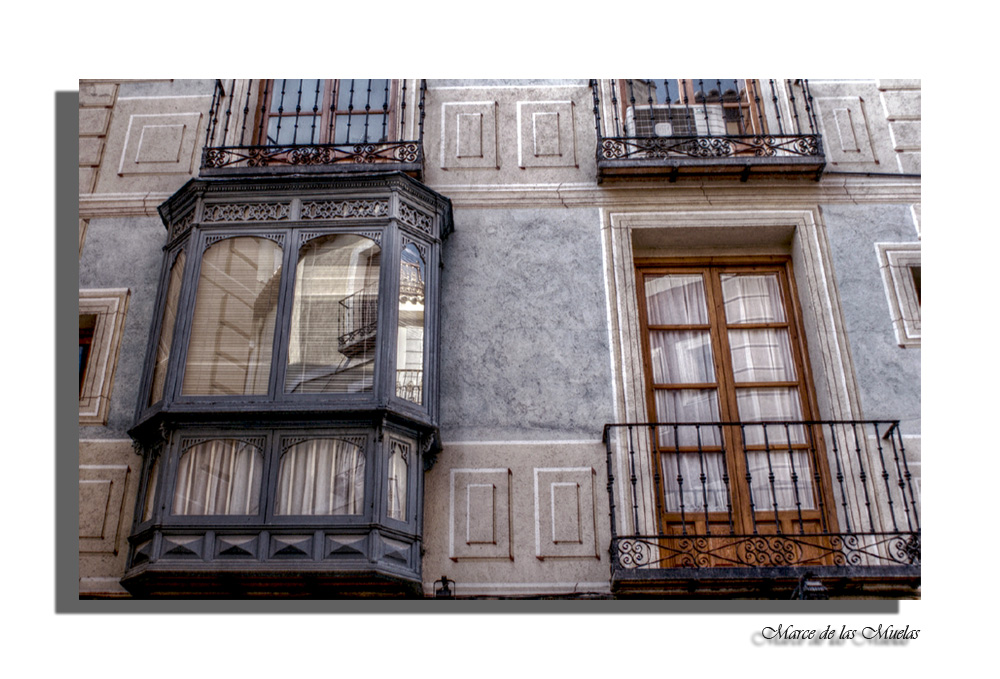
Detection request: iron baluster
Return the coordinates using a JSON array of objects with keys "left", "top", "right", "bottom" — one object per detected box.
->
[
  {"left": 894, "top": 425, "right": 920, "bottom": 530},
  {"left": 739, "top": 423, "right": 759, "bottom": 534},
  {"left": 872, "top": 422, "right": 899, "bottom": 532},
  {"left": 627, "top": 425, "right": 640, "bottom": 535},
  {"left": 590, "top": 80, "right": 604, "bottom": 163},
  {"left": 806, "top": 423, "right": 829, "bottom": 533},
  {"left": 784, "top": 423, "right": 805, "bottom": 535},
  {"left": 257, "top": 79, "right": 270, "bottom": 144},
  {"left": 291, "top": 79, "right": 305, "bottom": 145},
  {"left": 239, "top": 80, "right": 253, "bottom": 146},
  {"left": 787, "top": 79, "right": 802, "bottom": 135},
  {"left": 603, "top": 427, "right": 620, "bottom": 569},
  {"left": 802, "top": 79, "right": 818, "bottom": 135},
  {"left": 206, "top": 79, "right": 222, "bottom": 147},
  {"left": 362, "top": 79, "right": 373, "bottom": 143},
  {"left": 381, "top": 79, "right": 390, "bottom": 142},
  {"left": 760, "top": 424, "right": 782, "bottom": 533},
  {"left": 695, "top": 424, "right": 711, "bottom": 534},
  {"left": 752, "top": 79, "right": 766, "bottom": 135},
  {"left": 883, "top": 422, "right": 915, "bottom": 533},
  {"left": 345, "top": 79, "right": 356, "bottom": 143},
  {"left": 327, "top": 80, "right": 338, "bottom": 143},
  {"left": 400, "top": 79, "right": 407, "bottom": 141},
  {"left": 273, "top": 79, "right": 287, "bottom": 145},
  {"left": 309, "top": 79, "right": 321, "bottom": 144},
  {"left": 828, "top": 422, "right": 852, "bottom": 533},
  {"left": 697, "top": 79, "right": 710, "bottom": 136},
  {"left": 719, "top": 424, "right": 735, "bottom": 534},
  {"left": 221, "top": 79, "right": 235, "bottom": 148},
  {"left": 608, "top": 80, "right": 621, "bottom": 139},
  {"left": 649, "top": 424, "right": 663, "bottom": 535},
  {"left": 850, "top": 421, "right": 876, "bottom": 533},
  {"left": 769, "top": 79, "right": 785, "bottom": 135},
  {"left": 672, "top": 425, "right": 686, "bottom": 535}
]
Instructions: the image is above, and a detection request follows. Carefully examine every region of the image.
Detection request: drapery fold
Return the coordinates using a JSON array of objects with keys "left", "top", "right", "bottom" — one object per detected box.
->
[{"left": 275, "top": 438, "right": 365, "bottom": 515}]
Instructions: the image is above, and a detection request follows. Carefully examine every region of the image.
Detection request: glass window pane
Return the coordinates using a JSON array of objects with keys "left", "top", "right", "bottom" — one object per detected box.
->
[
  {"left": 746, "top": 451, "right": 815, "bottom": 511},
  {"left": 720, "top": 273, "right": 786, "bottom": 323},
  {"left": 387, "top": 439, "right": 409, "bottom": 521},
  {"left": 736, "top": 387, "right": 805, "bottom": 445},
  {"left": 661, "top": 452, "right": 729, "bottom": 512},
  {"left": 142, "top": 455, "right": 160, "bottom": 522},
  {"left": 728, "top": 328, "right": 796, "bottom": 383},
  {"left": 338, "top": 79, "right": 390, "bottom": 112},
  {"left": 268, "top": 115, "right": 322, "bottom": 146},
  {"left": 653, "top": 389, "right": 721, "bottom": 447},
  {"left": 172, "top": 439, "right": 262, "bottom": 515},
  {"left": 649, "top": 330, "right": 714, "bottom": 384},
  {"left": 149, "top": 251, "right": 186, "bottom": 405},
  {"left": 183, "top": 237, "right": 282, "bottom": 396},
  {"left": 645, "top": 274, "right": 708, "bottom": 325},
  {"left": 396, "top": 244, "right": 425, "bottom": 405},
  {"left": 285, "top": 234, "right": 380, "bottom": 394},
  {"left": 275, "top": 438, "right": 365, "bottom": 515},
  {"left": 335, "top": 114, "right": 389, "bottom": 144}
]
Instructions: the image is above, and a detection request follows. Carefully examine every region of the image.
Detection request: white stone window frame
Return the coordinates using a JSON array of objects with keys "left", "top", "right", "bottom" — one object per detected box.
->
[
  {"left": 875, "top": 243, "right": 920, "bottom": 347},
  {"left": 80, "top": 288, "right": 130, "bottom": 424}
]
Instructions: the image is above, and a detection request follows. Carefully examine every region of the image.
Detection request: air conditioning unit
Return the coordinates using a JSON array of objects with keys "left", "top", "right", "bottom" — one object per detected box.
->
[{"left": 625, "top": 104, "right": 726, "bottom": 138}]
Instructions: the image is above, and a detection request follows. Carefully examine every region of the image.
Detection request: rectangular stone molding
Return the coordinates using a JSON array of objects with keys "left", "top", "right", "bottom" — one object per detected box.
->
[
  {"left": 79, "top": 288, "right": 130, "bottom": 424},
  {"left": 517, "top": 101, "right": 578, "bottom": 168},
  {"left": 876, "top": 242, "right": 921, "bottom": 347},
  {"left": 449, "top": 468, "right": 512, "bottom": 560},
  {"left": 814, "top": 96, "right": 877, "bottom": 165},
  {"left": 534, "top": 468, "right": 599, "bottom": 560},
  {"left": 118, "top": 112, "right": 203, "bottom": 175},
  {"left": 440, "top": 101, "right": 499, "bottom": 169},
  {"left": 79, "top": 464, "right": 131, "bottom": 553}
]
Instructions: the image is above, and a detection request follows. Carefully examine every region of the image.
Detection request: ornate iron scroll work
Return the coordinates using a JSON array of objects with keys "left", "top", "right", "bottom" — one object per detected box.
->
[
  {"left": 599, "top": 134, "right": 822, "bottom": 161},
  {"left": 203, "top": 142, "right": 421, "bottom": 170}
]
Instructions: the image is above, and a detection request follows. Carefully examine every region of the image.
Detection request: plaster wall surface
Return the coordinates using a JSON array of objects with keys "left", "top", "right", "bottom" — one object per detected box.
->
[
  {"left": 79, "top": 216, "right": 166, "bottom": 438},
  {"left": 821, "top": 202, "right": 920, "bottom": 434},
  {"left": 438, "top": 206, "right": 613, "bottom": 442}
]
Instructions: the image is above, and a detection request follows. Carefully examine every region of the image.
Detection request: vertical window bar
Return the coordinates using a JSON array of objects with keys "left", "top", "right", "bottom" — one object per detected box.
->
[
  {"left": 626, "top": 425, "right": 640, "bottom": 535},
  {"left": 802, "top": 79, "right": 818, "bottom": 135},
  {"left": 761, "top": 424, "right": 782, "bottom": 533},
  {"left": 739, "top": 423, "right": 759, "bottom": 534},
  {"left": 872, "top": 422, "right": 899, "bottom": 532},
  {"left": 827, "top": 423, "right": 852, "bottom": 534},
  {"left": 362, "top": 79, "right": 373, "bottom": 143},
  {"left": 220, "top": 79, "right": 235, "bottom": 147},
  {"left": 604, "top": 429, "right": 619, "bottom": 544},
  {"left": 680, "top": 78, "right": 692, "bottom": 121},
  {"left": 257, "top": 80, "right": 270, "bottom": 144},
  {"left": 346, "top": 79, "right": 356, "bottom": 143},
  {"left": 205, "top": 80, "right": 221, "bottom": 147},
  {"left": 890, "top": 424, "right": 920, "bottom": 530},
  {"left": 715, "top": 80, "right": 724, "bottom": 136},
  {"left": 400, "top": 79, "right": 407, "bottom": 140},
  {"left": 381, "top": 79, "right": 390, "bottom": 141},
  {"left": 719, "top": 424, "right": 735, "bottom": 534},
  {"left": 309, "top": 79, "right": 321, "bottom": 144},
  {"left": 806, "top": 423, "right": 830, "bottom": 533},
  {"left": 850, "top": 421, "right": 876, "bottom": 533},
  {"left": 698, "top": 79, "right": 711, "bottom": 136},
  {"left": 648, "top": 424, "right": 662, "bottom": 531},
  {"left": 769, "top": 79, "right": 785, "bottom": 135},
  {"left": 626, "top": 79, "right": 637, "bottom": 139},
  {"left": 327, "top": 80, "right": 337, "bottom": 143},
  {"left": 672, "top": 424, "right": 687, "bottom": 535},
  {"left": 238, "top": 81, "right": 252, "bottom": 146},
  {"left": 608, "top": 80, "right": 621, "bottom": 138},
  {"left": 418, "top": 79, "right": 427, "bottom": 145},
  {"left": 884, "top": 423, "right": 915, "bottom": 533},
  {"left": 274, "top": 80, "right": 287, "bottom": 145},
  {"left": 784, "top": 423, "right": 805, "bottom": 535},
  {"left": 786, "top": 79, "right": 802, "bottom": 135},
  {"left": 752, "top": 80, "right": 766, "bottom": 135},
  {"left": 291, "top": 79, "right": 305, "bottom": 145},
  {"left": 695, "top": 424, "right": 711, "bottom": 535},
  {"left": 663, "top": 79, "right": 673, "bottom": 107}
]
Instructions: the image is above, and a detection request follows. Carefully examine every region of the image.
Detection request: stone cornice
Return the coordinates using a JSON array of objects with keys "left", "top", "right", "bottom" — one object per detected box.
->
[
  {"left": 79, "top": 192, "right": 175, "bottom": 218},
  {"left": 429, "top": 175, "right": 921, "bottom": 209}
]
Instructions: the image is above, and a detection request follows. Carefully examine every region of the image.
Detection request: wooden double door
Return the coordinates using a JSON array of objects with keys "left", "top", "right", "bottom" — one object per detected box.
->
[{"left": 637, "top": 259, "right": 837, "bottom": 558}]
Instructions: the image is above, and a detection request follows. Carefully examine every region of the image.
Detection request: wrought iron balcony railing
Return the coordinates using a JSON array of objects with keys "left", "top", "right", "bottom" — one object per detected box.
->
[
  {"left": 338, "top": 287, "right": 378, "bottom": 357},
  {"left": 590, "top": 79, "right": 825, "bottom": 181},
  {"left": 201, "top": 79, "right": 426, "bottom": 177},
  {"left": 396, "top": 369, "right": 423, "bottom": 402},
  {"left": 602, "top": 420, "right": 919, "bottom": 595}
]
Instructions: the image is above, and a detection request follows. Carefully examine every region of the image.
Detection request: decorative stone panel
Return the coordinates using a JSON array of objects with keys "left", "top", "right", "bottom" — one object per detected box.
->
[
  {"left": 118, "top": 112, "right": 203, "bottom": 175},
  {"left": 516, "top": 101, "right": 578, "bottom": 169},
  {"left": 440, "top": 101, "right": 499, "bottom": 170},
  {"left": 449, "top": 468, "right": 512, "bottom": 560},
  {"left": 814, "top": 96, "right": 878, "bottom": 166},
  {"left": 533, "top": 468, "right": 599, "bottom": 560},
  {"left": 79, "top": 464, "right": 131, "bottom": 553}
]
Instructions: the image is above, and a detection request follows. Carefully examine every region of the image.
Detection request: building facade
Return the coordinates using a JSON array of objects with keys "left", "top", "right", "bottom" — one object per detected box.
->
[{"left": 78, "top": 79, "right": 920, "bottom": 598}]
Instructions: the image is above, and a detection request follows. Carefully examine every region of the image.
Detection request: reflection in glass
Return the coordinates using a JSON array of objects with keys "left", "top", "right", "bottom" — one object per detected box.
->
[
  {"left": 286, "top": 235, "right": 381, "bottom": 394},
  {"left": 395, "top": 244, "right": 425, "bottom": 405},
  {"left": 149, "top": 250, "right": 185, "bottom": 405},
  {"left": 183, "top": 237, "right": 282, "bottom": 396}
]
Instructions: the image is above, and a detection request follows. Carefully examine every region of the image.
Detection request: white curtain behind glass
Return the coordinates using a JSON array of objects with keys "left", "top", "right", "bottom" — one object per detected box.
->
[
  {"left": 275, "top": 438, "right": 365, "bottom": 515},
  {"left": 173, "top": 439, "right": 262, "bottom": 515}
]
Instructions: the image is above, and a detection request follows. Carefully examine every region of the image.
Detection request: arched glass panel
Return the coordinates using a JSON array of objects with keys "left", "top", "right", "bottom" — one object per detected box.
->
[
  {"left": 395, "top": 243, "right": 425, "bottom": 405},
  {"left": 275, "top": 438, "right": 365, "bottom": 515},
  {"left": 149, "top": 250, "right": 186, "bottom": 405},
  {"left": 285, "top": 234, "right": 381, "bottom": 394},
  {"left": 172, "top": 439, "right": 263, "bottom": 515},
  {"left": 182, "top": 237, "right": 282, "bottom": 396}
]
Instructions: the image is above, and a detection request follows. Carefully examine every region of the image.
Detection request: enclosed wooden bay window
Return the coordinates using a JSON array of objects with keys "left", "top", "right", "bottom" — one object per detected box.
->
[{"left": 125, "top": 172, "right": 451, "bottom": 596}]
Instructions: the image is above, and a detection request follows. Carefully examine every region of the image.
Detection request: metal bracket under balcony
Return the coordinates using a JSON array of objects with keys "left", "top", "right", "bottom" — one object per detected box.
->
[{"left": 591, "top": 79, "right": 825, "bottom": 182}]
